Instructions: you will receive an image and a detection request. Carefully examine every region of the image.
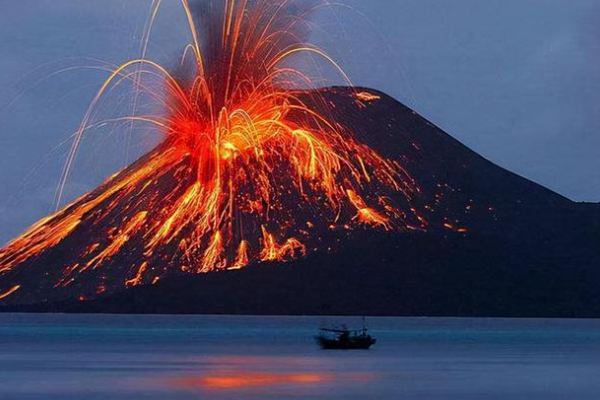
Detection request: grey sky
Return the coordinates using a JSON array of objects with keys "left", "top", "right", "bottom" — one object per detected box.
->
[{"left": 0, "top": 0, "right": 598, "bottom": 245}]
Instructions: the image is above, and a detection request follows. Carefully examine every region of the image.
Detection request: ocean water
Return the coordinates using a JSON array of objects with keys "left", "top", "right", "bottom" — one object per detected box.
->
[{"left": 0, "top": 314, "right": 599, "bottom": 400}]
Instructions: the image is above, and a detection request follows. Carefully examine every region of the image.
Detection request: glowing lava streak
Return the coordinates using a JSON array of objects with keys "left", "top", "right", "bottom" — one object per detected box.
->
[
  {"left": 0, "top": 285, "right": 21, "bottom": 301},
  {"left": 0, "top": 0, "right": 422, "bottom": 295}
]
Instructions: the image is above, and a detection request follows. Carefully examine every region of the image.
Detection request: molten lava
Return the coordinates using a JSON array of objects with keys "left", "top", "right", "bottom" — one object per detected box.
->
[{"left": 0, "top": 0, "right": 428, "bottom": 302}]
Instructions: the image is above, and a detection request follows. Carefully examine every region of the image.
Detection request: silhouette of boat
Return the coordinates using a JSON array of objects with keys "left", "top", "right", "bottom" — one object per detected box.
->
[{"left": 316, "top": 318, "right": 376, "bottom": 350}]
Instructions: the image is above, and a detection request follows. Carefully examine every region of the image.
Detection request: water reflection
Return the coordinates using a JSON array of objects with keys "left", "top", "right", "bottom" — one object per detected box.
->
[
  {"left": 3, "top": 315, "right": 598, "bottom": 400},
  {"left": 171, "top": 372, "right": 332, "bottom": 390},
  {"left": 165, "top": 355, "right": 373, "bottom": 392}
]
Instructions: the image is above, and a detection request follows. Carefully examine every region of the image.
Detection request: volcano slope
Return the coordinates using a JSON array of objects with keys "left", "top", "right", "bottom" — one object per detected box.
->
[{"left": 1, "top": 87, "right": 599, "bottom": 317}]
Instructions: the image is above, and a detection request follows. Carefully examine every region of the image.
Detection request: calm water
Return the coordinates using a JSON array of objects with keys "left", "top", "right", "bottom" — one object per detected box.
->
[{"left": 0, "top": 314, "right": 599, "bottom": 399}]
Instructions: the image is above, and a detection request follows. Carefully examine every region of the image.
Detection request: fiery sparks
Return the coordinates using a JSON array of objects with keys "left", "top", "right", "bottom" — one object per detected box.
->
[
  {"left": 356, "top": 92, "right": 381, "bottom": 102},
  {"left": 0, "top": 285, "right": 21, "bottom": 301},
  {"left": 0, "top": 0, "right": 426, "bottom": 301}
]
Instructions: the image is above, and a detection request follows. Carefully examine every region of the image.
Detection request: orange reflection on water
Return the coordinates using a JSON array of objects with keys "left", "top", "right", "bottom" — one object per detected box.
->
[{"left": 171, "top": 372, "right": 332, "bottom": 390}]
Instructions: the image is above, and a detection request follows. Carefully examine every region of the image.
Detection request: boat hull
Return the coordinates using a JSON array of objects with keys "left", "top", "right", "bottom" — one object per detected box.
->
[{"left": 316, "top": 335, "right": 376, "bottom": 350}]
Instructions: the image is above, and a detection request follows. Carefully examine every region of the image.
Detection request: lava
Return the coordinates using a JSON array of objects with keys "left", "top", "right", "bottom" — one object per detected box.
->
[
  {"left": 0, "top": 285, "right": 21, "bottom": 301},
  {"left": 0, "top": 0, "right": 426, "bottom": 301}
]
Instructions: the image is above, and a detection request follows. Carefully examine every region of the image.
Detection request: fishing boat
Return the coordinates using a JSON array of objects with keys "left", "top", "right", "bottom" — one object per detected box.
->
[{"left": 316, "top": 318, "right": 376, "bottom": 350}]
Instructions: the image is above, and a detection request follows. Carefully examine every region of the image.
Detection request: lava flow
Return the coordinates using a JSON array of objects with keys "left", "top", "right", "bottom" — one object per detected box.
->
[{"left": 0, "top": 0, "right": 428, "bottom": 303}]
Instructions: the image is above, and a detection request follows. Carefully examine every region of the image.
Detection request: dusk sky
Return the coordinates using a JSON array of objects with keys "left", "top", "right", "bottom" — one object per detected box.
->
[{"left": 0, "top": 0, "right": 598, "bottom": 245}]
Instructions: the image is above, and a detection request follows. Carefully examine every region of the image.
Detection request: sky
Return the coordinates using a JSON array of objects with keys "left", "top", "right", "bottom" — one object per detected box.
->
[{"left": 0, "top": 0, "right": 598, "bottom": 245}]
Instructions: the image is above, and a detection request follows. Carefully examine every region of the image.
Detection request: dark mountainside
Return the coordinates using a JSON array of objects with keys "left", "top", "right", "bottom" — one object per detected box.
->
[{"left": 2, "top": 87, "right": 600, "bottom": 317}]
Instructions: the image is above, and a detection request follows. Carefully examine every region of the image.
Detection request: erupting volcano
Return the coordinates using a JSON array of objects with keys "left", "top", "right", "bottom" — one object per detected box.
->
[
  {"left": 4, "top": 0, "right": 596, "bottom": 314},
  {"left": 0, "top": 0, "right": 433, "bottom": 305}
]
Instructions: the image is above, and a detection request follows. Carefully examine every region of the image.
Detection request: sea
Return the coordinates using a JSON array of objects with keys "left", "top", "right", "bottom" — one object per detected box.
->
[{"left": 0, "top": 314, "right": 599, "bottom": 400}]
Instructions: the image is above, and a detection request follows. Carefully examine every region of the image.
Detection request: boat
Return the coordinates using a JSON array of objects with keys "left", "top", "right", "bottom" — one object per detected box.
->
[{"left": 316, "top": 318, "right": 377, "bottom": 350}]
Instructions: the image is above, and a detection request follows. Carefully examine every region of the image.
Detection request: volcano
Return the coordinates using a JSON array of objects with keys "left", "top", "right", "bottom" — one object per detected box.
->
[
  {"left": 1, "top": 87, "right": 599, "bottom": 316},
  {"left": 1, "top": 0, "right": 599, "bottom": 316}
]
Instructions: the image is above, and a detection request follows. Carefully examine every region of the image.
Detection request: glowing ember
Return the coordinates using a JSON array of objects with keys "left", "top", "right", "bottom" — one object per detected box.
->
[
  {"left": 356, "top": 91, "right": 381, "bottom": 102},
  {"left": 0, "top": 0, "right": 426, "bottom": 300},
  {"left": 0, "top": 285, "right": 21, "bottom": 301},
  {"left": 354, "top": 91, "right": 382, "bottom": 108}
]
